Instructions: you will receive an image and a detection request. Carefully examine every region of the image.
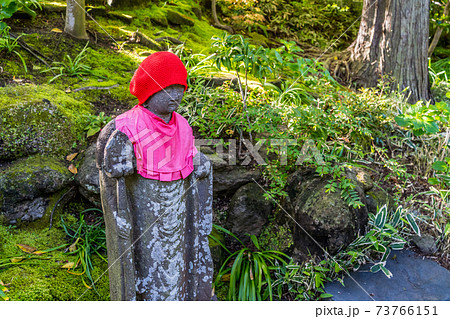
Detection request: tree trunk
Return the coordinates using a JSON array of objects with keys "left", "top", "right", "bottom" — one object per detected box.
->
[
  {"left": 350, "top": 0, "right": 431, "bottom": 103},
  {"left": 211, "top": 0, "right": 234, "bottom": 34},
  {"left": 65, "top": 0, "right": 88, "bottom": 40}
]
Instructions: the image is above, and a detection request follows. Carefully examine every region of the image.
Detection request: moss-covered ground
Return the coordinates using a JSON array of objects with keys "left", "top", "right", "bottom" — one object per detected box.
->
[{"left": 0, "top": 216, "right": 109, "bottom": 301}]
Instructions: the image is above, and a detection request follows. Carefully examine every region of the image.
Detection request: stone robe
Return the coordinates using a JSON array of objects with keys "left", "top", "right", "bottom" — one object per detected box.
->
[{"left": 97, "top": 121, "right": 213, "bottom": 300}]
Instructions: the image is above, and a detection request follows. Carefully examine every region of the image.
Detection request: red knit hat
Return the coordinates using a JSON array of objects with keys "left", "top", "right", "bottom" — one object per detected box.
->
[{"left": 130, "top": 51, "right": 188, "bottom": 105}]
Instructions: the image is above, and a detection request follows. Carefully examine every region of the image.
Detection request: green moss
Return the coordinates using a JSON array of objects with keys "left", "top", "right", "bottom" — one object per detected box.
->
[
  {"left": 248, "top": 32, "right": 269, "bottom": 47},
  {"left": 213, "top": 281, "right": 229, "bottom": 301},
  {"left": 0, "top": 223, "right": 109, "bottom": 300},
  {"left": 0, "top": 84, "right": 91, "bottom": 159},
  {"left": 258, "top": 222, "right": 293, "bottom": 253}
]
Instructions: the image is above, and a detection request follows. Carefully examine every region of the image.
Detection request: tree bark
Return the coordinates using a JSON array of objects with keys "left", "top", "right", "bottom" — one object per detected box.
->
[
  {"left": 65, "top": 0, "right": 88, "bottom": 40},
  {"left": 350, "top": 0, "right": 432, "bottom": 103},
  {"left": 428, "top": 0, "right": 450, "bottom": 57}
]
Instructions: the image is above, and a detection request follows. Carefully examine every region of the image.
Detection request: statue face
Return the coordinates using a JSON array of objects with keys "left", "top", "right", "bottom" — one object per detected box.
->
[{"left": 143, "top": 84, "right": 185, "bottom": 123}]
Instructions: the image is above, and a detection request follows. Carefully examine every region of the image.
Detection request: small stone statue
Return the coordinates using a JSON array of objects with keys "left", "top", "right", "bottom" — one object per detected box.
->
[{"left": 96, "top": 52, "right": 214, "bottom": 301}]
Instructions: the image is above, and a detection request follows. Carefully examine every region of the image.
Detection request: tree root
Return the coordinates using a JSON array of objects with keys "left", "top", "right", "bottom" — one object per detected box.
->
[
  {"left": 10, "top": 32, "right": 54, "bottom": 71},
  {"left": 320, "top": 49, "right": 353, "bottom": 85},
  {"left": 128, "top": 31, "right": 164, "bottom": 51},
  {"left": 72, "top": 84, "right": 119, "bottom": 92},
  {"left": 155, "top": 36, "right": 183, "bottom": 45}
]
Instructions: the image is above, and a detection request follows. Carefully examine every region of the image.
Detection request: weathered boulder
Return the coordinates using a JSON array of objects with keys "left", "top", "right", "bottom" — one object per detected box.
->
[
  {"left": 0, "top": 155, "right": 72, "bottom": 224},
  {"left": 207, "top": 153, "right": 262, "bottom": 194},
  {"left": 347, "top": 166, "right": 374, "bottom": 191},
  {"left": 285, "top": 168, "right": 369, "bottom": 259},
  {"left": 412, "top": 234, "right": 438, "bottom": 255},
  {"left": 0, "top": 84, "right": 91, "bottom": 161},
  {"left": 225, "top": 183, "right": 272, "bottom": 240},
  {"left": 151, "top": 15, "right": 169, "bottom": 27},
  {"left": 75, "top": 143, "right": 101, "bottom": 207},
  {"left": 192, "top": 7, "right": 202, "bottom": 20},
  {"left": 167, "top": 10, "right": 195, "bottom": 26}
]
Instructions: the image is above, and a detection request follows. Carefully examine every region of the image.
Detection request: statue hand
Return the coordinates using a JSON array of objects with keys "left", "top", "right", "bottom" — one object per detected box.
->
[{"left": 104, "top": 130, "right": 136, "bottom": 178}]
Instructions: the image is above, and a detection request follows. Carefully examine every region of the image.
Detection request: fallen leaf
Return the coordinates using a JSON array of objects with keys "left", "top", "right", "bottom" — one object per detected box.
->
[
  {"left": 65, "top": 87, "right": 71, "bottom": 93},
  {"left": 10, "top": 257, "right": 24, "bottom": 263},
  {"left": 66, "top": 152, "right": 78, "bottom": 161},
  {"left": 61, "top": 262, "right": 75, "bottom": 269},
  {"left": 32, "top": 251, "right": 45, "bottom": 255},
  {"left": 51, "top": 28, "right": 63, "bottom": 33},
  {"left": 12, "top": 76, "right": 23, "bottom": 82},
  {"left": 68, "top": 164, "right": 78, "bottom": 174},
  {"left": 17, "top": 244, "right": 37, "bottom": 253}
]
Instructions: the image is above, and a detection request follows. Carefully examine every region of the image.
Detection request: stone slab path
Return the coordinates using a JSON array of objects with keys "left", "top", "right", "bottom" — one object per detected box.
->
[{"left": 325, "top": 250, "right": 450, "bottom": 301}]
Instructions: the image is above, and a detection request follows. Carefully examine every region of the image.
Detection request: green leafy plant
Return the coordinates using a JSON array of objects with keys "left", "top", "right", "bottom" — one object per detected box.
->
[
  {"left": 219, "top": 0, "right": 361, "bottom": 49},
  {"left": 84, "top": 112, "right": 112, "bottom": 137},
  {"left": 42, "top": 42, "right": 98, "bottom": 83},
  {"left": 395, "top": 100, "right": 450, "bottom": 136},
  {"left": 358, "top": 205, "right": 420, "bottom": 276},
  {"left": 332, "top": 204, "right": 420, "bottom": 277},
  {"left": 0, "top": 26, "right": 27, "bottom": 72},
  {"left": 0, "top": 0, "right": 41, "bottom": 29},
  {"left": 272, "top": 204, "right": 421, "bottom": 300},
  {"left": 173, "top": 44, "right": 216, "bottom": 86},
  {"left": 212, "top": 33, "right": 274, "bottom": 141},
  {"left": 61, "top": 208, "right": 107, "bottom": 291},
  {"left": 211, "top": 225, "right": 289, "bottom": 301},
  {"left": 316, "top": 162, "right": 364, "bottom": 209},
  {"left": 272, "top": 258, "right": 336, "bottom": 300}
]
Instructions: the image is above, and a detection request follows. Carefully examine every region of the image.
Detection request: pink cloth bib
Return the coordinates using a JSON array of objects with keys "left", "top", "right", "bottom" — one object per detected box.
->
[{"left": 115, "top": 105, "right": 197, "bottom": 181}]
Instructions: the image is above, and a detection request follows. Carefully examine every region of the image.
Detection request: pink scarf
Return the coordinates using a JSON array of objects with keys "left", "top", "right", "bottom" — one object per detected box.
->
[{"left": 115, "top": 105, "right": 197, "bottom": 181}]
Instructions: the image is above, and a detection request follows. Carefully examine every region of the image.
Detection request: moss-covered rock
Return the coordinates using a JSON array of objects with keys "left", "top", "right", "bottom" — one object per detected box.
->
[
  {"left": 0, "top": 155, "right": 72, "bottom": 225},
  {"left": 75, "top": 143, "right": 101, "bottom": 207},
  {"left": 151, "top": 14, "right": 169, "bottom": 27},
  {"left": 167, "top": 9, "right": 195, "bottom": 26},
  {"left": 0, "top": 84, "right": 91, "bottom": 160},
  {"left": 285, "top": 169, "right": 369, "bottom": 259},
  {"left": 258, "top": 221, "right": 294, "bottom": 253},
  {"left": 225, "top": 183, "right": 272, "bottom": 240}
]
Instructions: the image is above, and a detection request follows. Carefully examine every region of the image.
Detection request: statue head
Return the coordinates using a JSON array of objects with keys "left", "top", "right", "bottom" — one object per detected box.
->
[
  {"left": 129, "top": 51, "right": 188, "bottom": 106},
  {"left": 143, "top": 84, "right": 185, "bottom": 123}
]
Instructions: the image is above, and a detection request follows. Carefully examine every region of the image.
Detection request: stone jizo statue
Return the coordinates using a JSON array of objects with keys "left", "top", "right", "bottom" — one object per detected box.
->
[{"left": 96, "top": 52, "right": 213, "bottom": 301}]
